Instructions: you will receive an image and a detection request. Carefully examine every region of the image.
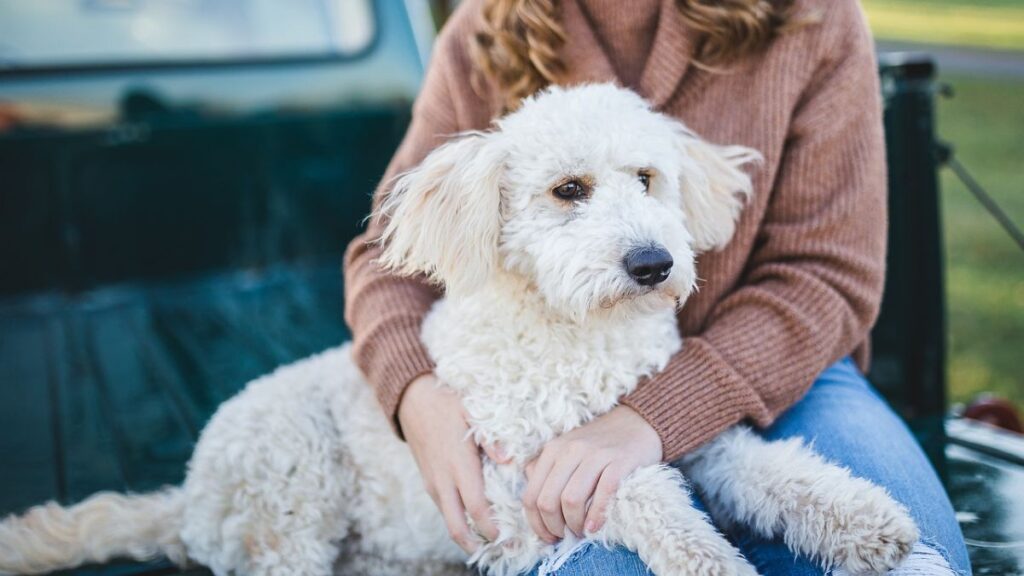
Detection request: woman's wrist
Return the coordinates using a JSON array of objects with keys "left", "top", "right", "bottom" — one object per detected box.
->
[
  {"left": 397, "top": 373, "right": 439, "bottom": 435},
  {"left": 613, "top": 404, "right": 663, "bottom": 462}
]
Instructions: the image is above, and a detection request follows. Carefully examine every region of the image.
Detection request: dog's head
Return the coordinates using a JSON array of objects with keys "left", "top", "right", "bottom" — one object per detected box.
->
[{"left": 379, "top": 84, "right": 760, "bottom": 321}]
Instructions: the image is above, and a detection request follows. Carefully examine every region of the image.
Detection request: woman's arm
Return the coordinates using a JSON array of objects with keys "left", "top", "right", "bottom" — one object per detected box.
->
[
  {"left": 345, "top": 1, "right": 495, "bottom": 430},
  {"left": 621, "top": 0, "right": 888, "bottom": 462},
  {"left": 343, "top": 65, "right": 451, "bottom": 428},
  {"left": 343, "top": 4, "right": 502, "bottom": 551},
  {"left": 344, "top": 2, "right": 490, "bottom": 430}
]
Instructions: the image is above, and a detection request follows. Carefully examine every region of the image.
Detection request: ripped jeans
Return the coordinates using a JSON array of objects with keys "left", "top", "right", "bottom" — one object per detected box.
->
[{"left": 527, "top": 357, "right": 971, "bottom": 575}]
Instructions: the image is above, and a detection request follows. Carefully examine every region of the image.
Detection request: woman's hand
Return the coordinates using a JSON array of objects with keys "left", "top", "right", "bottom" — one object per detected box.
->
[
  {"left": 521, "top": 405, "right": 662, "bottom": 542},
  {"left": 398, "top": 374, "right": 500, "bottom": 553}
]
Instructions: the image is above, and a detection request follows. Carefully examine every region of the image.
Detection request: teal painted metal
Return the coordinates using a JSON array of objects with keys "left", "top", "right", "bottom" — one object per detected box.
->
[
  {"left": 0, "top": 5, "right": 1020, "bottom": 570},
  {"left": 0, "top": 0, "right": 426, "bottom": 296}
]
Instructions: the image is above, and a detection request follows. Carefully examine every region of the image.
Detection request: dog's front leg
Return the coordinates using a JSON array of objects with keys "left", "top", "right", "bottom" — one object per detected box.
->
[
  {"left": 680, "top": 426, "right": 918, "bottom": 574},
  {"left": 596, "top": 464, "right": 758, "bottom": 576}
]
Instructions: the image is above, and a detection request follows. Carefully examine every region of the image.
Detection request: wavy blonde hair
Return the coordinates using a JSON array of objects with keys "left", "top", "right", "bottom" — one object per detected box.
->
[{"left": 471, "top": 0, "right": 800, "bottom": 110}]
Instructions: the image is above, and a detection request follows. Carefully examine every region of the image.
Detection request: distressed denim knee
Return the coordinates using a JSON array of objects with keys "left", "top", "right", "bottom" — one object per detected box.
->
[{"left": 833, "top": 542, "right": 961, "bottom": 576}]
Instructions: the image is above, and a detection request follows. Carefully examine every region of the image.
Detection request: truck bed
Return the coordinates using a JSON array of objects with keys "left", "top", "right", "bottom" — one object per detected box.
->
[
  {"left": 1, "top": 262, "right": 1021, "bottom": 575},
  {"left": 0, "top": 262, "right": 347, "bottom": 535}
]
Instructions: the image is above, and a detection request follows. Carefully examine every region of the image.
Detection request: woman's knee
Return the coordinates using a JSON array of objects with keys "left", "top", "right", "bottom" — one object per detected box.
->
[{"left": 878, "top": 541, "right": 964, "bottom": 576}]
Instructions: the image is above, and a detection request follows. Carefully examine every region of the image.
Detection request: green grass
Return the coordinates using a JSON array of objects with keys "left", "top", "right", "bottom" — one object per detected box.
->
[
  {"left": 934, "top": 74, "right": 1024, "bottom": 408},
  {"left": 863, "top": 0, "right": 1024, "bottom": 51}
]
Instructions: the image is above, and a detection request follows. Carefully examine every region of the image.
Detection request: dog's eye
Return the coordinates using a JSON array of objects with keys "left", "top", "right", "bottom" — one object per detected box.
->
[
  {"left": 552, "top": 180, "right": 589, "bottom": 201},
  {"left": 638, "top": 170, "right": 652, "bottom": 191}
]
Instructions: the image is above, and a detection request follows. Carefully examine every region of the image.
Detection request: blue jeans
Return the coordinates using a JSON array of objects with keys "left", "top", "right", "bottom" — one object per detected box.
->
[{"left": 527, "top": 358, "right": 970, "bottom": 575}]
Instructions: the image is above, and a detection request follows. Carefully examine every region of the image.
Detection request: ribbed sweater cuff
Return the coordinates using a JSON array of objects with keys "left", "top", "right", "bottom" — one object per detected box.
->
[
  {"left": 360, "top": 315, "right": 436, "bottom": 437},
  {"left": 621, "top": 338, "right": 771, "bottom": 462}
]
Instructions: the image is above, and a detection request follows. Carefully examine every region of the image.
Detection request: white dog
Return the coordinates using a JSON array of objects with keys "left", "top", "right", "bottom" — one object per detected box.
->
[{"left": 0, "top": 84, "right": 918, "bottom": 576}]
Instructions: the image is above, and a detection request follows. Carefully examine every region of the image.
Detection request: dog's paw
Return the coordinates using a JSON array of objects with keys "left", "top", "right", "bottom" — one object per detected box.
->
[{"left": 827, "top": 485, "right": 918, "bottom": 575}]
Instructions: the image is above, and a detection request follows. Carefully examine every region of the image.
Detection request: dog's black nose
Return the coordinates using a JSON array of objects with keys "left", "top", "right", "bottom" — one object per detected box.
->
[{"left": 624, "top": 247, "right": 673, "bottom": 286}]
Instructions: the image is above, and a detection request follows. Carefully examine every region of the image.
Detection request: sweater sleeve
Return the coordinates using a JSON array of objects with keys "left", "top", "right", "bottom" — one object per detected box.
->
[
  {"left": 343, "top": 23, "right": 469, "bottom": 429},
  {"left": 621, "top": 2, "right": 889, "bottom": 462}
]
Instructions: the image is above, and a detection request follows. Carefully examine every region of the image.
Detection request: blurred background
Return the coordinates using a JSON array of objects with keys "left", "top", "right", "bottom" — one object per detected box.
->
[{"left": 859, "top": 0, "right": 1024, "bottom": 413}]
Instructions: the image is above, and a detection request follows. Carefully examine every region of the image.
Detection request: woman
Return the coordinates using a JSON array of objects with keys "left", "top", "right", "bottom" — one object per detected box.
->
[{"left": 343, "top": 0, "right": 969, "bottom": 574}]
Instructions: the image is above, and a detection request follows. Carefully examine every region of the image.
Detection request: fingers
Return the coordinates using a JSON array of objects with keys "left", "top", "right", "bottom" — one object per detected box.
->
[
  {"left": 482, "top": 442, "right": 511, "bottom": 464},
  {"left": 438, "top": 487, "right": 477, "bottom": 554},
  {"left": 534, "top": 456, "right": 580, "bottom": 539},
  {"left": 522, "top": 451, "right": 559, "bottom": 543},
  {"left": 562, "top": 457, "right": 606, "bottom": 536},
  {"left": 456, "top": 445, "right": 499, "bottom": 542},
  {"left": 584, "top": 464, "right": 628, "bottom": 534}
]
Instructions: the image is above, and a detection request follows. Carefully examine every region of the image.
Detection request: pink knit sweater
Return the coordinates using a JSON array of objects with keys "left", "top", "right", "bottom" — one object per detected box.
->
[{"left": 343, "top": 0, "right": 887, "bottom": 461}]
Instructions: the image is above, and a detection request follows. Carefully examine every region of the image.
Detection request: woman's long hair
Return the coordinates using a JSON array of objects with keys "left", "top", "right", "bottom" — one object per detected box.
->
[{"left": 471, "top": 0, "right": 800, "bottom": 110}]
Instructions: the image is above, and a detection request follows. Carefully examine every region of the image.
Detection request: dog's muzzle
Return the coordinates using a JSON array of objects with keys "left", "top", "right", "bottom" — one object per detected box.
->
[{"left": 624, "top": 246, "right": 673, "bottom": 286}]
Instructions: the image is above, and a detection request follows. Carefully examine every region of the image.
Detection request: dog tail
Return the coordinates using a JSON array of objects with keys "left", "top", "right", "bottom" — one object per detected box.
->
[{"left": 0, "top": 487, "right": 187, "bottom": 575}]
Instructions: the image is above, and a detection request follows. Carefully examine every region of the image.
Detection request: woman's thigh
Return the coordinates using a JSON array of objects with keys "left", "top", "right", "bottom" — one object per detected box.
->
[{"left": 728, "top": 357, "right": 969, "bottom": 575}]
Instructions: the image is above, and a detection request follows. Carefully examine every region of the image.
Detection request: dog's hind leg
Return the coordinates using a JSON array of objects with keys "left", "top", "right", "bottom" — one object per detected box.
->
[
  {"left": 596, "top": 464, "right": 759, "bottom": 576},
  {"left": 179, "top": 349, "right": 357, "bottom": 576},
  {"left": 681, "top": 426, "right": 918, "bottom": 574},
  {"left": 181, "top": 404, "right": 354, "bottom": 576}
]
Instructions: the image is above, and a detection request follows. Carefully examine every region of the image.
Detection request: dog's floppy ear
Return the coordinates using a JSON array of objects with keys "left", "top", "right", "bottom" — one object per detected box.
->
[
  {"left": 378, "top": 131, "right": 505, "bottom": 294},
  {"left": 674, "top": 128, "right": 761, "bottom": 251}
]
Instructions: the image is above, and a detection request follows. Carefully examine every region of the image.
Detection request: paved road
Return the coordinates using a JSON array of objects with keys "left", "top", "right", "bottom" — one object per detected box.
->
[{"left": 877, "top": 40, "right": 1024, "bottom": 79}]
